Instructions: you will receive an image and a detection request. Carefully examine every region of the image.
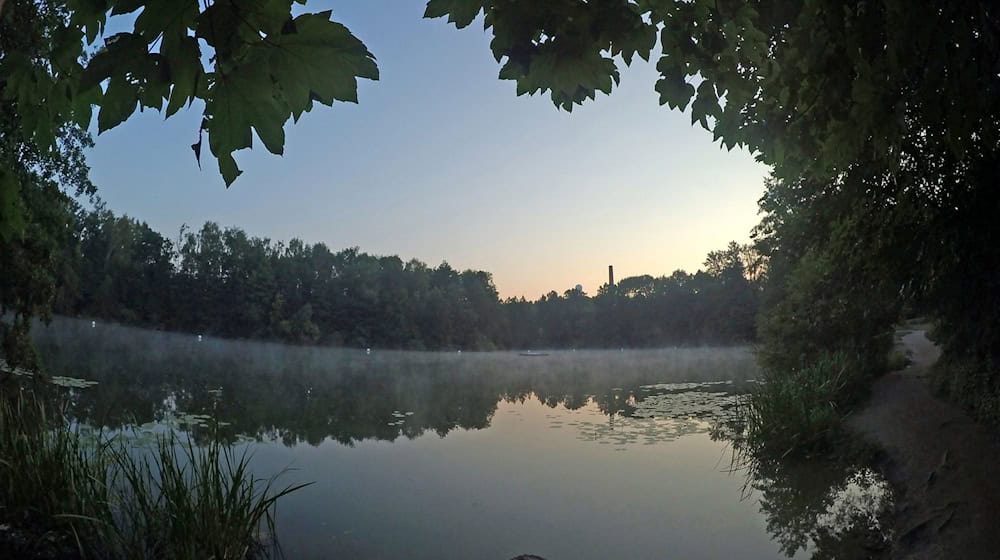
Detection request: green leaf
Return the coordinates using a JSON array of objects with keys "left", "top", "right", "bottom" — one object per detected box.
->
[
  {"left": 98, "top": 75, "right": 139, "bottom": 132},
  {"left": 191, "top": 131, "right": 203, "bottom": 167},
  {"left": 239, "top": 0, "right": 295, "bottom": 36},
  {"left": 655, "top": 65, "right": 694, "bottom": 111},
  {"left": 137, "top": 55, "right": 171, "bottom": 110},
  {"left": 70, "top": 81, "right": 103, "bottom": 128},
  {"left": 691, "top": 80, "right": 721, "bottom": 130},
  {"left": 217, "top": 152, "right": 242, "bottom": 187},
  {"left": 610, "top": 22, "right": 657, "bottom": 65},
  {"left": 67, "top": 0, "right": 109, "bottom": 43},
  {"left": 1, "top": 53, "right": 36, "bottom": 105},
  {"left": 196, "top": 9, "right": 377, "bottom": 185},
  {"left": 205, "top": 60, "right": 287, "bottom": 186},
  {"left": 133, "top": 0, "right": 200, "bottom": 40},
  {"left": 51, "top": 27, "right": 85, "bottom": 71},
  {"left": 80, "top": 32, "right": 149, "bottom": 91},
  {"left": 265, "top": 12, "right": 379, "bottom": 118},
  {"left": 0, "top": 169, "right": 25, "bottom": 240},
  {"left": 111, "top": 0, "right": 145, "bottom": 16},
  {"left": 195, "top": 2, "right": 261, "bottom": 60},
  {"left": 162, "top": 36, "right": 203, "bottom": 117},
  {"left": 423, "top": 0, "right": 484, "bottom": 29}
]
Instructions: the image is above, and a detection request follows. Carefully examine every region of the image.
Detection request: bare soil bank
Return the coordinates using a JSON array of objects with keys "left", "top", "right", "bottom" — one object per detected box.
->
[{"left": 849, "top": 331, "right": 1000, "bottom": 559}]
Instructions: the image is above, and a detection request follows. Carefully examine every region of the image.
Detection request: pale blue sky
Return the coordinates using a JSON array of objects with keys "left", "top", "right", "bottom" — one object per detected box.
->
[{"left": 85, "top": 1, "right": 769, "bottom": 299}]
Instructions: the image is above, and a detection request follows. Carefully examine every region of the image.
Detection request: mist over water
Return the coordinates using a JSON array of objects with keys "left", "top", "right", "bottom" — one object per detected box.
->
[{"left": 27, "top": 317, "right": 890, "bottom": 559}]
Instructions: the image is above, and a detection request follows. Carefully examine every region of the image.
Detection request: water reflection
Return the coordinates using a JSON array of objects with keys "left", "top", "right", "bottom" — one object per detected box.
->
[
  {"left": 710, "top": 421, "right": 894, "bottom": 559},
  {"left": 23, "top": 318, "right": 892, "bottom": 559},
  {"left": 32, "top": 318, "right": 757, "bottom": 447}
]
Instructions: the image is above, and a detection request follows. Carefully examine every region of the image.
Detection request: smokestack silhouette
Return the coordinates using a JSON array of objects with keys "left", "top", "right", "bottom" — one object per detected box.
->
[{"left": 608, "top": 265, "right": 615, "bottom": 286}]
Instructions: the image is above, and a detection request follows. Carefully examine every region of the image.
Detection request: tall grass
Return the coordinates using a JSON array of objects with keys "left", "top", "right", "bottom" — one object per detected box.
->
[
  {"left": 0, "top": 389, "right": 310, "bottom": 559},
  {"left": 735, "top": 352, "right": 868, "bottom": 457},
  {"left": 0, "top": 392, "right": 114, "bottom": 553},
  {"left": 108, "top": 436, "right": 309, "bottom": 559}
]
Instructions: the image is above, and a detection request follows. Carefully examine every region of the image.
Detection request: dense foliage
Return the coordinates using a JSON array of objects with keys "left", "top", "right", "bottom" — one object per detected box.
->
[
  {"left": 1, "top": 0, "right": 377, "bottom": 187},
  {"left": 51, "top": 206, "right": 761, "bottom": 349},
  {"left": 0, "top": 1, "right": 96, "bottom": 369}
]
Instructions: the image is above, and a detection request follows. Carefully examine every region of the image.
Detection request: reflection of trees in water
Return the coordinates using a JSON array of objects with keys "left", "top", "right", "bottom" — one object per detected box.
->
[
  {"left": 28, "top": 318, "right": 894, "bottom": 558},
  {"left": 711, "top": 422, "right": 893, "bottom": 559},
  {"left": 31, "top": 317, "right": 756, "bottom": 448},
  {"left": 566, "top": 383, "right": 746, "bottom": 446}
]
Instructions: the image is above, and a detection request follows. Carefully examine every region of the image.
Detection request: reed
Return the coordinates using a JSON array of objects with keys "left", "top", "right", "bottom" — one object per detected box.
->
[
  {"left": 0, "top": 389, "right": 309, "bottom": 559},
  {"left": 736, "top": 352, "right": 866, "bottom": 457}
]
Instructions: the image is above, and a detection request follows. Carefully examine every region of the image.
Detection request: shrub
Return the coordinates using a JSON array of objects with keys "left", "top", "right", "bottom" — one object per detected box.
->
[{"left": 933, "top": 356, "right": 1000, "bottom": 429}]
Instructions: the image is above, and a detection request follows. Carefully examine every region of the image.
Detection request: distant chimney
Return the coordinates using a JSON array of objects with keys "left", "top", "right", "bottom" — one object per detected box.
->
[{"left": 608, "top": 265, "right": 615, "bottom": 286}]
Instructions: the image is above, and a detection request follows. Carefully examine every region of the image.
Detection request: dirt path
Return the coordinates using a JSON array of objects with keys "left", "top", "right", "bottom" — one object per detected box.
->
[{"left": 848, "top": 330, "right": 1000, "bottom": 559}]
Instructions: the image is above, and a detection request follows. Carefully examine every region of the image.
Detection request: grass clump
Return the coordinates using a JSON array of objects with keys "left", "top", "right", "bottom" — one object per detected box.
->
[
  {"left": 0, "top": 389, "right": 309, "bottom": 559},
  {"left": 737, "top": 352, "right": 868, "bottom": 457},
  {"left": 0, "top": 393, "right": 113, "bottom": 555},
  {"left": 109, "top": 436, "right": 309, "bottom": 559}
]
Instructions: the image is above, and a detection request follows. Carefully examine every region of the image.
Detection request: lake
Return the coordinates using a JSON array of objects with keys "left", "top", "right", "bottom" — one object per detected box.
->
[{"left": 27, "top": 317, "right": 892, "bottom": 559}]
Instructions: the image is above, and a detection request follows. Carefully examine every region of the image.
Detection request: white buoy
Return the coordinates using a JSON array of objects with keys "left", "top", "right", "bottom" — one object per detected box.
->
[
  {"left": 457, "top": 349, "right": 462, "bottom": 354},
  {"left": 91, "top": 320, "right": 96, "bottom": 328},
  {"left": 197, "top": 334, "right": 203, "bottom": 342},
  {"left": 366, "top": 348, "right": 371, "bottom": 355}
]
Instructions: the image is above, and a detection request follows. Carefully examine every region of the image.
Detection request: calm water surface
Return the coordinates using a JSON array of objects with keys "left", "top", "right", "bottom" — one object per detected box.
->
[{"left": 30, "top": 318, "right": 892, "bottom": 559}]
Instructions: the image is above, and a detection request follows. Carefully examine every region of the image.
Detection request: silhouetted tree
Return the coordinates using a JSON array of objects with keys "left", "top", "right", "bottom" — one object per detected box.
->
[{"left": 51, "top": 207, "right": 761, "bottom": 350}]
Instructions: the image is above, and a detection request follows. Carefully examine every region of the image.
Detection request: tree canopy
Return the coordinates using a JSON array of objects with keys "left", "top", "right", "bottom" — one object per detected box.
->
[
  {"left": 1, "top": 0, "right": 378, "bottom": 188},
  {"left": 6, "top": 1, "right": 993, "bottom": 227},
  {"left": 6, "top": 1, "right": 994, "bottom": 186}
]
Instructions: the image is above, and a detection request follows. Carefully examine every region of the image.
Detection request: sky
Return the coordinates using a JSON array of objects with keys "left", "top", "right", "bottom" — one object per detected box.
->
[{"left": 84, "top": 1, "right": 769, "bottom": 299}]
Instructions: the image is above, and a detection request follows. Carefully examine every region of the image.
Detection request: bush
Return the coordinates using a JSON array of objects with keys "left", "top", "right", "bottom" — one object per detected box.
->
[
  {"left": 745, "top": 238, "right": 903, "bottom": 457},
  {"left": 933, "top": 356, "right": 1000, "bottom": 429},
  {"left": 756, "top": 248, "right": 897, "bottom": 376}
]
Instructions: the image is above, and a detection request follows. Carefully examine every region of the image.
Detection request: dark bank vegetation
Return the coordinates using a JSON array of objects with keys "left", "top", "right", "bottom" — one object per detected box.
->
[
  {"left": 0, "top": 388, "right": 307, "bottom": 559},
  {"left": 654, "top": 0, "right": 1000, "bottom": 456}
]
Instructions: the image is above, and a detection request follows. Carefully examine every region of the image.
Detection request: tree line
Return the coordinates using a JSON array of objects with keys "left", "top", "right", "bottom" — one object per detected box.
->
[{"left": 46, "top": 203, "right": 761, "bottom": 353}]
